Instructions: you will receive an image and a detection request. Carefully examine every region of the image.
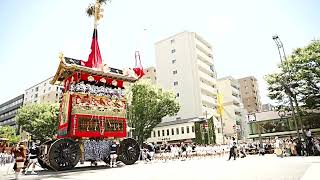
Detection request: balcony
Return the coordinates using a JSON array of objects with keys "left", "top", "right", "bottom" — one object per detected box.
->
[
  {"left": 201, "top": 94, "right": 215, "bottom": 108},
  {"left": 197, "top": 51, "right": 213, "bottom": 66},
  {"left": 199, "top": 71, "right": 215, "bottom": 85},
  {"left": 197, "top": 59, "right": 212, "bottom": 75},
  {"left": 195, "top": 42, "right": 212, "bottom": 58},
  {"left": 200, "top": 82, "right": 217, "bottom": 97}
]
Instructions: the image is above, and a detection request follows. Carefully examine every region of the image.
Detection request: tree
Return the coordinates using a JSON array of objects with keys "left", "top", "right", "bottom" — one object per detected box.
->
[
  {"left": 0, "top": 126, "right": 20, "bottom": 145},
  {"left": 265, "top": 40, "right": 320, "bottom": 111},
  {"left": 16, "top": 103, "right": 60, "bottom": 142},
  {"left": 127, "top": 80, "right": 180, "bottom": 144},
  {"left": 287, "top": 40, "right": 320, "bottom": 110}
]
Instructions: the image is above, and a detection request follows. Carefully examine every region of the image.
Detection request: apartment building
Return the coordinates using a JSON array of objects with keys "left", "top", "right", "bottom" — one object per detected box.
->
[
  {"left": 142, "top": 67, "right": 157, "bottom": 84},
  {"left": 238, "top": 76, "right": 262, "bottom": 113},
  {"left": 155, "top": 31, "right": 222, "bottom": 143},
  {"left": 217, "top": 76, "right": 247, "bottom": 139},
  {"left": 24, "top": 77, "right": 63, "bottom": 104}
]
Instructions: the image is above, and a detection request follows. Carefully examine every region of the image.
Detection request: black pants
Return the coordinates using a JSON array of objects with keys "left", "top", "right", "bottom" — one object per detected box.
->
[
  {"left": 228, "top": 147, "right": 236, "bottom": 160},
  {"left": 240, "top": 150, "right": 246, "bottom": 158}
]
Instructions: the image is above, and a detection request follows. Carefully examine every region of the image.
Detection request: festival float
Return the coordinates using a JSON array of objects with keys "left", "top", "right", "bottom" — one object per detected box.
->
[{"left": 37, "top": 0, "right": 144, "bottom": 171}]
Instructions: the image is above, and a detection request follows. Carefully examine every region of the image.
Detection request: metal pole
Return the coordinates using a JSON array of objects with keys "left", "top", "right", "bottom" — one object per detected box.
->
[
  {"left": 272, "top": 35, "right": 301, "bottom": 141},
  {"left": 220, "top": 113, "right": 224, "bottom": 144}
]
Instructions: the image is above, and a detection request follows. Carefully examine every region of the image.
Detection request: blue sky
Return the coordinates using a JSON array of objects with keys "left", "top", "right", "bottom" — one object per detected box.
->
[{"left": 0, "top": 0, "right": 319, "bottom": 104}]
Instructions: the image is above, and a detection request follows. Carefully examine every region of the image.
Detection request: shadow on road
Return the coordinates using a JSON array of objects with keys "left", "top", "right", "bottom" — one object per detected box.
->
[{"left": 27, "top": 164, "right": 126, "bottom": 179}]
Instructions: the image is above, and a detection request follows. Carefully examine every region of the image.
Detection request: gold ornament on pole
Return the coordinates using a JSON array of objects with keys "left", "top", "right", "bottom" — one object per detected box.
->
[{"left": 86, "top": 0, "right": 111, "bottom": 28}]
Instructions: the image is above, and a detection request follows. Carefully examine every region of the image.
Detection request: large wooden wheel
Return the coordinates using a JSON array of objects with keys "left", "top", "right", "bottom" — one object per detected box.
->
[
  {"left": 118, "top": 138, "right": 140, "bottom": 165},
  {"left": 48, "top": 139, "right": 80, "bottom": 171}
]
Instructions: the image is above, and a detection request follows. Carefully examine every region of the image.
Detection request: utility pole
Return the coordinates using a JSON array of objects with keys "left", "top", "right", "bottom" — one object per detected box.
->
[{"left": 272, "top": 35, "right": 302, "bottom": 141}]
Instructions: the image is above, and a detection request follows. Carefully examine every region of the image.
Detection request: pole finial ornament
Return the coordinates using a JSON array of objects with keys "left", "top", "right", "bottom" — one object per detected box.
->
[
  {"left": 86, "top": 0, "right": 111, "bottom": 28},
  {"left": 59, "top": 52, "right": 64, "bottom": 62}
]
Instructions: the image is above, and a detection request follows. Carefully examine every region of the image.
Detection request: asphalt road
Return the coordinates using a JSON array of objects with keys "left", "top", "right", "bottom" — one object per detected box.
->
[{"left": 1, "top": 155, "right": 319, "bottom": 180}]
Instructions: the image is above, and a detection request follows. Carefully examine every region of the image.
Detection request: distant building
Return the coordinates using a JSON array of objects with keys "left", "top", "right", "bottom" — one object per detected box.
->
[
  {"left": 147, "top": 118, "right": 196, "bottom": 143},
  {"left": 261, "top": 103, "right": 275, "bottom": 112},
  {"left": 24, "top": 77, "right": 63, "bottom": 104},
  {"left": 155, "top": 31, "right": 222, "bottom": 143},
  {"left": 142, "top": 67, "right": 157, "bottom": 84},
  {"left": 238, "top": 76, "right": 261, "bottom": 113},
  {"left": 217, "top": 76, "right": 247, "bottom": 140},
  {"left": 0, "top": 94, "right": 24, "bottom": 127}
]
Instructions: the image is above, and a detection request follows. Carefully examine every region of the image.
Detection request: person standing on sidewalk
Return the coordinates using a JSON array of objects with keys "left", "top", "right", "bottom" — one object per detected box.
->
[
  {"left": 227, "top": 137, "right": 237, "bottom": 161},
  {"left": 24, "top": 143, "right": 39, "bottom": 175}
]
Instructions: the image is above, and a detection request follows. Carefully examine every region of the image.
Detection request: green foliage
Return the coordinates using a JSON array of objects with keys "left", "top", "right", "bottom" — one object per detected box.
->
[
  {"left": 127, "top": 80, "right": 180, "bottom": 144},
  {"left": 194, "top": 122, "right": 202, "bottom": 144},
  {"left": 0, "top": 126, "right": 20, "bottom": 145},
  {"left": 265, "top": 40, "right": 320, "bottom": 110},
  {"left": 194, "top": 118, "right": 216, "bottom": 145},
  {"left": 16, "top": 103, "right": 60, "bottom": 141},
  {"left": 208, "top": 117, "right": 216, "bottom": 144}
]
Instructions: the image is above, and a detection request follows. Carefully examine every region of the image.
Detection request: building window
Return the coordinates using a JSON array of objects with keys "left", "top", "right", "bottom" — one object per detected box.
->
[
  {"left": 181, "top": 127, "right": 185, "bottom": 134},
  {"left": 192, "top": 126, "right": 195, "bottom": 132},
  {"left": 176, "top": 117, "right": 181, "bottom": 120},
  {"left": 158, "top": 130, "right": 160, "bottom": 137},
  {"left": 43, "top": 90, "right": 46, "bottom": 93},
  {"left": 56, "top": 93, "right": 59, "bottom": 98},
  {"left": 173, "top": 70, "right": 177, "bottom": 74},
  {"left": 56, "top": 87, "right": 59, "bottom": 91},
  {"left": 167, "top": 129, "right": 169, "bottom": 136},
  {"left": 44, "top": 83, "right": 46, "bottom": 86},
  {"left": 176, "top": 93, "right": 179, "bottom": 97},
  {"left": 34, "top": 94, "right": 38, "bottom": 98},
  {"left": 35, "top": 87, "right": 39, "bottom": 92},
  {"left": 174, "top": 81, "right": 178, "bottom": 86},
  {"left": 172, "top": 59, "right": 176, "bottom": 64},
  {"left": 171, "top": 49, "right": 176, "bottom": 53},
  {"left": 176, "top": 128, "right": 179, "bottom": 135},
  {"left": 171, "top": 39, "right": 175, "bottom": 43},
  {"left": 162, "top": 130, "right": 165, "bottom": 136},
  {"left": 187, "top": 126, "right": 190, "bottom": 133},
  {"left": 48, "top": 87, "right": 51, "bottom": 91},
  {"left": 153, "top": 131, "right": 156, "bottom": 137},
  {"left": 171, "top": 128, "right": 174, "bottom": 135}
]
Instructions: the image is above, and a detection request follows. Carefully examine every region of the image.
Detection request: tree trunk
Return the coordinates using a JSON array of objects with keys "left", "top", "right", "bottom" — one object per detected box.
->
[{"left": 292, "top": 94, "right": 306, "bottom": 140}]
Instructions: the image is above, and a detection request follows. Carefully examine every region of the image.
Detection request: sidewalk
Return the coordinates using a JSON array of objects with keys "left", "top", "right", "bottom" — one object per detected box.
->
[
  {"left": 300, "top": 163, "right": 320, "bottom": 180},
  {"left": 0, "top": 163, "right": 14, "bottom": 180}
]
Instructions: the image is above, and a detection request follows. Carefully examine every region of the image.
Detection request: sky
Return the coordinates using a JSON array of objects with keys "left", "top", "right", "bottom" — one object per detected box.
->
[{"left": 0, "top": 0, "right": 319, "bottom": 104}]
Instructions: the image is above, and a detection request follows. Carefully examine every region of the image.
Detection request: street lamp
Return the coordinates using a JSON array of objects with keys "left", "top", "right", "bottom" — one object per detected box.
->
[{"left": 272, "top": 35, "right": 301, "bottom": 141}]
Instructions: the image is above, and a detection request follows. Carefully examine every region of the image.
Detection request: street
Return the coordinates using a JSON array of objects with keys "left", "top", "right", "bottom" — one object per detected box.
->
[{"left": 1, "top": 155, "right": 319, "bottom": 180}]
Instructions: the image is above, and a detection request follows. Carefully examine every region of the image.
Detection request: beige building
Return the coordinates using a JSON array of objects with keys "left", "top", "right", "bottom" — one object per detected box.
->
[
  {"left": 238, "top": 76, "right": 261, "bottom": 113},
  {"left": 155, "top": 31, "right": 223, "bottom": 143},
  {"left": 24, "top": 77, "right": 63, "bottom": 104},
  {"left": 217, "top": 76, "right": 247, "bottom": 139},
  {"left": 142, "top": 67, "right": 157, "bottom": 84}
]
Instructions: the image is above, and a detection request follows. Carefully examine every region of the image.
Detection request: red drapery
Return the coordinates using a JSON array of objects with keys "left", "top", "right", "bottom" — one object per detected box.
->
[{"left": 82, "top": 29, "right": 103, "bottom": 69}]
